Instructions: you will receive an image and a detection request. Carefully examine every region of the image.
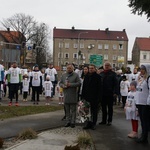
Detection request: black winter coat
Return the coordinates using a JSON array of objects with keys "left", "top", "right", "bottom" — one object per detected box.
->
[{"left": 81, "top": 72, "right": 101, "bottom": 103}]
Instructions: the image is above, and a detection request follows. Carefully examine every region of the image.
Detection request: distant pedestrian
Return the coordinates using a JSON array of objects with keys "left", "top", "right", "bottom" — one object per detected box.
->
[
  {"left": 56, "top": 82, "right": 64, "bottom": 105},
  {"left": 30, "top": 65, "right": 42, "bottom": 105},
  {"left": 7, "top": 61, "right": 21, "bottom": 106},
  {"left": 124, "top": 81, "right": 139, "bottom": 138},
  {"left": 22, "top": 72, "right": 30, "bottom": 102},
  {"left": 45, "top": 63, "right": 58, "bottom": 97},
  {"left": 59, "top": 64, "right": 81, "bottom": 128},
  {"left": 120, "top": 75, "right": 130, "bottom": 108},
  {"left": 0, "top": 63, "right": 4, "bottom": 101},
  {"left": 43, "top": 75, "right": 53, "bottom": 105}
]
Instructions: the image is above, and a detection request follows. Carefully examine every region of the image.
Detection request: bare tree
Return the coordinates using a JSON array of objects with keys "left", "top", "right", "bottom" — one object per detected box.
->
[
  {"left": 31, "top": 23, "right": 51, "bottom": 68},
  {"left": 1, "top": 13, "right": 37, "bottom": 43}
]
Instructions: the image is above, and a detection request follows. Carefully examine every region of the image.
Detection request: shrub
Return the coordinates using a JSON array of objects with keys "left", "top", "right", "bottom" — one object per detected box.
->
[
  {"left": 76, "top": 132, "right": 92, "bottom": 148},
  {"left": 18, "top": 128, "right": 37, "bottom": 140}
]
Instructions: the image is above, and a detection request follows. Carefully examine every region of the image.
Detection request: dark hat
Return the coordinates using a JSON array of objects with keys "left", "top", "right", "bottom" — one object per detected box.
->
[
  {"left": 130, "top": 81, "right": 137, "bottom": 87},
  {"left": 34, "top": 64, "right": 38, "bottom": 67}
]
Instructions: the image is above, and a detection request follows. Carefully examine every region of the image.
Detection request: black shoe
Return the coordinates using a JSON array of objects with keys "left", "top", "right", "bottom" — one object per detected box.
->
[
  {"left": 136, "top": 137, "right": 148, "bottom": 144},
  {"left": 61, "top": 116, "right": 66, "bottom": 121},
  {"left": 83, "top": 125, "right": 90, "bottom": 130},
  {"left": 64, "top": 123, "right": 70, "bottom": 127},
  {"left": 99, "top": 121, "right": 106, "bottom": 125},
  {"left": 70, "top": 124, "right": 75, "bottom": 128},
  {"left": 107, "top": 122, "right": 112, "bottom": 126},
  {"left": 91, "top": 125, "right": 96, "bottom": 130}
]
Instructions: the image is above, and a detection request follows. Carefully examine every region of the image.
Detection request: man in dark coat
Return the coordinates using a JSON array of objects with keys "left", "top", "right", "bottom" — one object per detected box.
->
[
  {"left": 99, "top": 62, "right": 118, "bottom": 126},
  {"left": 82, "top": 64, "right": 101, "bottom": 130}
]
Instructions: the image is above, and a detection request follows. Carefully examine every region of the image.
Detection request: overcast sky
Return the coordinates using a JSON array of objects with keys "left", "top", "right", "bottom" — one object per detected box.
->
[{"left": 0, "top": 0, "right": 149, "bottom": 59}]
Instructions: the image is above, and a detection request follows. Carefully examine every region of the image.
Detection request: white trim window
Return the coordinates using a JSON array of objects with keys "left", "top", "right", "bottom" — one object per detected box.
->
[
  {"left": 58, "top": 52, "right": 63, "bottom": 58},
  {"left": 73, "top": 53, "right": 78, "bottom": 59},
  {"left": 112, "top": 63, "right": 116, "bottom": 68},
  {"left": 104, "top": 44, "right": 109, "bottom": 50},
  {"left": 80, "top": 53, "right": 85, "bottom": 59},
  {"left": 143, "top": 54, "right": 147, "bottom": 60},
  {"left": 98, "top": 44, "right": 103, "bottom": 50},
  {"left": 80, "top": 43, "right": 84, "bottom": 49},
  {"left": 64, "top": 53, "right": 69, "bottom": 59},
  {"left": 104, "top": 54, "right": 108, "bottom": 60},
  {"left": 59, "top": 42, "right": 63, "bottom": 48},
  {"left": 119, "top": 44, "right": 123, "bottom": 50},
  {"left": 73, "top": 43, "right": 78, "bottom": 49},
  {"left": 65, "top": 43, "right": 69, "bottom": 49},
  {"left": 113, "top": 44, "right": 117, "bottom": 50},
  {"left": 112, "top": 55, "right": 117, "bottom": 60}
]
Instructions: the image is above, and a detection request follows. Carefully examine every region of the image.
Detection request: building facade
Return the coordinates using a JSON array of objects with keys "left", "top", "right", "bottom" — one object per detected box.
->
[
  {"left": 53, "top": 27, "right": 128, "bottom": 70},
  {"left": 132, "top": 37, "right": 150, "bottom": 67}
]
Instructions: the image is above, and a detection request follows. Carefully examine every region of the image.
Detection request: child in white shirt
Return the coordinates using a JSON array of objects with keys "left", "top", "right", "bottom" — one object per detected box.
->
[
  {"left": 22, "top": 72, "right": 30, "bottom": 101},
  {"left": 124, "top": 81, "right": 139, "bottom": 138},
  {"left": 120, "top": 75, "right": 130, "bottom": 108},
  {"left": 43, "top": 75, "right": 53, "bottom": 105},
  {"left": 56, "top": 82, "right": 64, "bottom": 105}
]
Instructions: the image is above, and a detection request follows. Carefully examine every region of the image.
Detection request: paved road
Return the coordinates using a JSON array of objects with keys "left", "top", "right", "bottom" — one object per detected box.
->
[{"left": 0, "top": 94, "right": 150, "bottom": 149}]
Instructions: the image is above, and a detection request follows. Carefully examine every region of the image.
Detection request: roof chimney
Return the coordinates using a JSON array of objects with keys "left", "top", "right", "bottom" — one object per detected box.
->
[
  {"left": 72, "top": 26, "right": 75, "bottom": 30},
  {"left": 105, "top": 28, "right": 109, "bottom": 33},
  {"left": 7, "top": 28, "right": 10, "bottom": 32},
  {"left": 123, "top": 29, "right": 126, "bottom": 32}
]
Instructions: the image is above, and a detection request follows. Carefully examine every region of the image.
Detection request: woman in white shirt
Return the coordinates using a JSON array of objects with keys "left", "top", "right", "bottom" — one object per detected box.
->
[{"left": 135, "top": 64, "right": 150, "bottom": 144}]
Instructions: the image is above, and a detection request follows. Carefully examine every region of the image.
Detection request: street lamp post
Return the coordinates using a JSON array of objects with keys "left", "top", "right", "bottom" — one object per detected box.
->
[{"left": 77, "top": 32, "right": 88, "bottom": 65}]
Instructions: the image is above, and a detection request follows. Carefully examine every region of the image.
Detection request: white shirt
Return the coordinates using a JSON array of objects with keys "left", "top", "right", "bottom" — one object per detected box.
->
[
  {"left": 45, "top": 68, "right": 57, "bottom": 81},
  {"left": 125, "top": 91, "right": 139, "bottom": 120},
  {"left": 43, "top": 80, "right": 53, "bottom": 97},
  {"left": 135, "top": 76, "right": 149, "bottom": 105},
  {"left": 22, "top": 78, "right": 30, "bottom": 92},
  {"left": 31, "top": 71, "right": 42, "bottom": 87},
  {"left": 8, "top": 67, "right": 21, "bottom": 83},
  {"left": 120, "top": 80, "right": 130, "bottom": 96}
]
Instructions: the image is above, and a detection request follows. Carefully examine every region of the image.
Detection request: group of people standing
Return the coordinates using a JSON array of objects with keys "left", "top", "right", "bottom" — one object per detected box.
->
[
  {"left": 0, "top": 62, "right": 58, "bottom": 106},
  {"left": 59, "top": 62, "right": 150, "bottom": 144}
]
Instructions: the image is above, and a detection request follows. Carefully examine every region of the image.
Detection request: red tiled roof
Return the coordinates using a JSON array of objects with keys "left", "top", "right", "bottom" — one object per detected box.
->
[
  {"left": 136, "top": 37, "right": 150, "bottom": 51},
  {"left": 53, "top": 27, "right": 128, "bottom": 41},
  {"left": 0, "top": 30, "right": 24, "bottom": 43}
]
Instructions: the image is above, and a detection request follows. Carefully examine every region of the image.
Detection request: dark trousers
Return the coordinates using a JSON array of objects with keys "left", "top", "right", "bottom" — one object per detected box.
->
[
  {"left": 9, "top": 83, "right": 19, "bottom": 102},
  {"left": 23, "top": 92, "right": 28, "bottom": 99},
  {"left": 137, "top": 105, "right": 150, "bottom": 140},
  {"left": 32, "top": 86, "right": 40, "bottom": 102},
  {"left": 90, "top": 102, "right": 99, "bottom": 125},
  {"left": 122, "top": 96, "right": 127, "bottom": 108},
  {"left": 51, "top": 81, "right": 55, "bottom": 96},
  {"left": 101, "top": 95, "right": 114, "bottom": 123}
]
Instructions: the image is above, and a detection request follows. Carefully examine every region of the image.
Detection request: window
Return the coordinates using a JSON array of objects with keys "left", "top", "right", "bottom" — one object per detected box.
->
[
  {"left": 113, "top": 44, "right": 117, "bottom": 50},
  {"left": 119, "top": 44, "right": 123, "bottom": 50},
  {"left": 73, "top": 53, "right": 78, "bottom": 59},
  {"left": 143, "top": 54, "right": 147, "bottom": 60},
  {"left": 65, "top": 43, "right": 69, "bottom": 49},
  {"left": 80, "top": 43, "right": 84, "bottom": 49},
  {"left": 112, "top": 63, "right": 116, "bottom": 68},
  {"left": 113, "top": 55, "right": 117, "bottom": 60},
  {"left": 64, "top": 53, "right": 69, "bottom": 59},
  {"left": 58, "top": 52, "right": 63, "bottom": 58},
  {"left": 98, "top": 44, "right": 103, "bottom": 49},
  {"left": 59, "top": 42, "right": 63, "bottom": 48},
  {"left": 80, "top": 53, "right": 85, "bottom": 59},
  {"left": 104, "top": 44, "right": 109, "bottom": 50},
  {"left": 73, "top": 43, "right": 78, "bottom": 48},
  {"left": 104, "top": 54, "right": 108, "bottom": 60}
]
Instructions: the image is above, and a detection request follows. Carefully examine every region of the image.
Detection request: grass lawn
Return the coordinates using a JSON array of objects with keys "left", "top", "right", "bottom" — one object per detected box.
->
[{"left": 0, "top": 105, "right": 63, "bottom": 119}]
